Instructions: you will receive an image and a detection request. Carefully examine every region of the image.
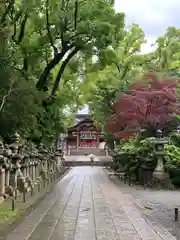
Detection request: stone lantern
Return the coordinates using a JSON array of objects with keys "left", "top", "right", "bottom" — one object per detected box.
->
[
  {"left": 4, "top": 144, "right": 12, "bottom": 158},
  {"left": 13, "top": 132, "right": 20, "bottom": 144},
  {"left": 0, "top": 155, "right": 5, "bottom": 195},
  {"left": 151, "top": 130, "right": 170, "bottom": 182},
  {"left": 176, "top": 126, "right": 180, "bottom": 134},
  {"left": 55, "top": 148, "right": 63, "bottom": 169},
  {"left": 0, "top": 140, "right": 4, "bottom": 155}
]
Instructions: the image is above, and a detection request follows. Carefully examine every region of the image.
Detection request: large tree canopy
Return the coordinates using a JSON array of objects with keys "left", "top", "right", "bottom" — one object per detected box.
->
[
  {"left": 82, "top": 24, "right": 147, "bottom": 127},
  {"left": 86, "top": 27, "right": 180, "bottom": 131},
  {"left": 1, "top": 0, "right": 125, "bottom": 95},
  {"left": 0, "top": 0, "right": 126, "bottom": 144},
  {"left": 1, "top": 1, "right": 180, "bottom": 145}
]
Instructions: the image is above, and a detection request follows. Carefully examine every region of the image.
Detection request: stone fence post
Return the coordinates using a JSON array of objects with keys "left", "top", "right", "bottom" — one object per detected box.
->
[
  {"left": 55, "top": 149, "right": 63, "bottom": 170},
  {"left": 28, "top": 161, "right": 32, "bottom": 180},
  {"left": 34, "top": 154, "right": 39, "bottom": 180},
  {"left": 0, "top": 161, "right": 5, "bottom": 196},
  {"left": 5, "top": 166, "right": 10, "bottom": 187},
  {"left": 10, "top": 153, "right": 20, "bottom": 190},
  {"left": 4, "top": 144, "right": 11, "bottom": 187},
  {"left": 0, "top": 154, "right": 10, "bottom": 196}
]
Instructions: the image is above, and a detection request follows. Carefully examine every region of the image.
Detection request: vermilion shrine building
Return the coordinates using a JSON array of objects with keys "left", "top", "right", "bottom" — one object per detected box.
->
[{"left": 62, "top": 114, "right": 104, "bottom": 153}]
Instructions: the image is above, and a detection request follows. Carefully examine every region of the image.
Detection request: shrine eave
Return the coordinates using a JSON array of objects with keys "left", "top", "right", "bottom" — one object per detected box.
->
[{"left": 68, "top": 118, "right": 93, "bottom": 131}]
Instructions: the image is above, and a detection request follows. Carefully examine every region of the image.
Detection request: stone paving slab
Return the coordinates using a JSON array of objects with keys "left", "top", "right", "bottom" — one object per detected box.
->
[{"left": 4, "top": 167, "right": 176, "bottom": 240}]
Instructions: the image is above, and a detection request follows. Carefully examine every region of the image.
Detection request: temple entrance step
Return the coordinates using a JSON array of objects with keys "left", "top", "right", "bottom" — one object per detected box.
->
[
  {"left": 64, "top": 160, "right": 111, "bottom": 167},
  {"left": 70, "top": 148, "right": 106, "bottom": 156}
]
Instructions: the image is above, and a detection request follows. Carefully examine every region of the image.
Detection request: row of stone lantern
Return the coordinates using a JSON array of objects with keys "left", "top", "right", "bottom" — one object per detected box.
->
[{"left": 0, "top": 133, "right": 64, "bottom": 199}]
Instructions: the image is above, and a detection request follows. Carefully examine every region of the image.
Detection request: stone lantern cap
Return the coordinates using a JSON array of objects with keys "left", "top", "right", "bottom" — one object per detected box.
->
[
  {"left": 151, "top": 138, "right": 169, "bottom": 145},
  {"left": 10, "top": 144, "right": 18, "bottom": 150},
  {"left": 156, "top": 129, "right": 162, "bottom": 138},
  {"left": 55, "top": 151, "right": 61, "bottom": 156},
  {"left": 3, "top": 147, "right": 12, "bottom": 157},
  {"left": 12, "top": 132, "right": 20, "bottom": 140},
  {"left": 149, "top": 129, "right": 168, "bottom": 145},
  {"left": 0, "top": 140, "right": 4, "bottom": 148},
  {"left": 23, "top": 154, "right": 30, "bottom": 165},
  {"left": 12, "top": 153, "right": 22, "bottom": 161}
]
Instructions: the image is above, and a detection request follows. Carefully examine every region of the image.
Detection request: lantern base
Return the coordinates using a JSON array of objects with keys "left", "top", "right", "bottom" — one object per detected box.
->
[{"left": 153, "top": 170, "right": 169, "bottom": 181}]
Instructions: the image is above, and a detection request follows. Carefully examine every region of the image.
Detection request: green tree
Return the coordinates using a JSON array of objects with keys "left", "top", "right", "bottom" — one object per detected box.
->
[
  {"left": 147, "top": 27, "right": 180, "bottom": 74},
  {"left": 83, "top": 24, "right": 147, "bottom": 127},
  {"left": 1, "top": 0, "right": 124, "bottom": 96},
  {"left": 1, "top": 0, "right": 116, "bottom": 143}
]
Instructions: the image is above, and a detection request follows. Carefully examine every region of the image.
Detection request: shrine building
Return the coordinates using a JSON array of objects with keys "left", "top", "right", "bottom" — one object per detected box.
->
[{"left": 64, "top": 114, "right": 104, "bottom": 153}]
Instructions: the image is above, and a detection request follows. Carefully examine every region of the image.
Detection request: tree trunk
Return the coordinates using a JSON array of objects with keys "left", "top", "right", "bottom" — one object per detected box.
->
[
  {"left": 51, "top": 47, "right": 80, "bottom": 96},
  {"left": 36, "top": 49, "right": 68, "bottom": 90}
]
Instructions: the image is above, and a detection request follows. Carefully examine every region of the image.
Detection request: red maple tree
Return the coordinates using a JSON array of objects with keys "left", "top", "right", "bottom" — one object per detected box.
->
[{"left": 105, "top": 73, "right": 180, "bottom": 140}]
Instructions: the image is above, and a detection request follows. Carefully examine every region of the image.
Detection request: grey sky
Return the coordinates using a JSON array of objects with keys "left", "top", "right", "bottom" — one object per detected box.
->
[{"left": 115, "top": 0, "right": 180, "bottom": 52}]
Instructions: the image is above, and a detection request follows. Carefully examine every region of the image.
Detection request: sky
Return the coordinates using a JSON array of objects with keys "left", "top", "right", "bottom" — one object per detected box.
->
[
  {"left": 78, "top": 0, "right": 180, "bottom": 115},
  {"left": 115, "top": 0, "right": 180, "bottom": 53}
]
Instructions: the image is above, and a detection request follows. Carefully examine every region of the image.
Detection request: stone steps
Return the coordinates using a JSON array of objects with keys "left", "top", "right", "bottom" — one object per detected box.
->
[
  {"left": 70, "top": 148, "right": 106, "bottom": 156},
  {"left": 64, "top": 160, "right": 111, "bottom": 167}
]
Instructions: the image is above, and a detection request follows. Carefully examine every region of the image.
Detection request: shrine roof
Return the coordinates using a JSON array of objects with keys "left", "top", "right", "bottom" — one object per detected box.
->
[
  {"left": 76, "top": 114, "right": 90, "bottom": 121},
  {"left": 67, "top": 113, "right": 102, "bottom": 133},
  {"left": 68, "top": 118, "right": 93, "bottom": 131}
]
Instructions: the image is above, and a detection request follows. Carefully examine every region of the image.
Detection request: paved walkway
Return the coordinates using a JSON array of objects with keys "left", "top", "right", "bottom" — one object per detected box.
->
[{"left": 5, "top": 167, "right": 176, "bottom": 240}]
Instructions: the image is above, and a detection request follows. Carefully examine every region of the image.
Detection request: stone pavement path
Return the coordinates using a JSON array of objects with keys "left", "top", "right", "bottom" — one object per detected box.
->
[{"left": 5, "top": 167, "right": 176, "bottom": 240}]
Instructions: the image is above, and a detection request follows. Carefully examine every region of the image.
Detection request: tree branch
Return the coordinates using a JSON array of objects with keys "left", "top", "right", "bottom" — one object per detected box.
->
[
  {"left": 36, "top": 8, "right": 90, "bottom": 92},
  {"left": 11, "top": 10, "right": 24, "bottom": 43},
  {"left": 45, "top": 0, "right": 58, "bottom": 56},
  {"left": 12, "top": 21, "right": 17, "bottom": 42},
  {"left": 36, "top": 47, "right": 70, "bottom": 91},
  {"left": 121, "top": 65, "right": 130, "bottom": 80},
  {"left": 74, "top": 0, "right": 78, "bottom": 29},
  {"left": 0, "top": 0, "right": 14, "bottom": 26},
  {"left": 0, "top": 86, "right": 33, "bottom": 113},
  {"left": 137, "top": 106, "right": 145, "bottom": 117},
  {"left": 0, "top": 88, "right": 13, "bottom": 112},
  {"left": 115, "top": 63, "right": 121, "bottom": 74},
  {"left": 17, "top": 11, "right": 28, "bottom": 44},
  {"left": 51, "top": 46, "right": 80, "bottom": 96}
]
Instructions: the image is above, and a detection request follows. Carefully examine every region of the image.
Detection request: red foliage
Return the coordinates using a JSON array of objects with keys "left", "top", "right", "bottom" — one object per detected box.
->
[{"left": 105, "top": 73, "right": 180, "bottom": 140}]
